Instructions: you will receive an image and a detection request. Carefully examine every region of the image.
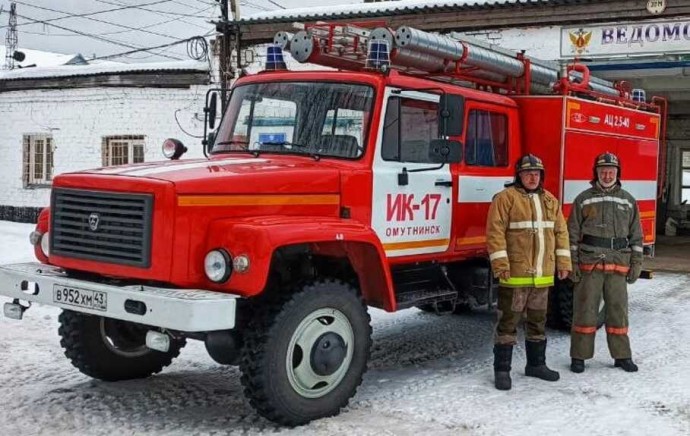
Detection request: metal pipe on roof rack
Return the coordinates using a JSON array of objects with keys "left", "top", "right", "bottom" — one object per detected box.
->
[
  {"left": 392, "top": 48, "right": 452, "bottom": 73},
  {"left": 396, "top": 26, "right": 622, "bottom": 96}
]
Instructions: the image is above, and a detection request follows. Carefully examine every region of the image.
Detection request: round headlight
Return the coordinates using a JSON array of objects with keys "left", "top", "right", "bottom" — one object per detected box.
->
[
  {"left": 40, "top": 231, "right": 50, "bottom": 256},
  {"left": 204, "top": 249, "right": 231, "bottom": 283},
  {"left": 162, "top": 138, "right": 187, "bottom": 160}
]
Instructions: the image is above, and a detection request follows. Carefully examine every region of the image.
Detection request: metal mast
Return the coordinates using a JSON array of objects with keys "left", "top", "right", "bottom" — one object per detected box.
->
[{"left": 4, "top": 2, "right": 18, "bottom": 70}]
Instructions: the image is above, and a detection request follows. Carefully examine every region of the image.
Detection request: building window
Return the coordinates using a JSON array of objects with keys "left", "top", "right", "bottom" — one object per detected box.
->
[
  {"left": 22, "top": 134, "right": 54, "bottom": 187},
  {"left": 465, "top": 110, "right": 509, "bottom": 167},
  {"left": 682, "top": 150, "right": 690, "bottom": 204},
  {"left": 382, "top": 97, "right": 440, "bottom": 164},
  {"left": 102, "top": 135, "right": 145, "bottom": 166}
]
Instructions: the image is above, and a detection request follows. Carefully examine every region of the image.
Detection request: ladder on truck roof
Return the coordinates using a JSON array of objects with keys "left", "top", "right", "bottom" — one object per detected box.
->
[{"left": 272, "top": 21, "right": 662, "bottom": 113}]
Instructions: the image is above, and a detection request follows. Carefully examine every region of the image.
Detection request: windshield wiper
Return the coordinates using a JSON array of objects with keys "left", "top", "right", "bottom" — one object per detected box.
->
[{"left": 261, "top": 141, "right": 308, "bottom": 149}]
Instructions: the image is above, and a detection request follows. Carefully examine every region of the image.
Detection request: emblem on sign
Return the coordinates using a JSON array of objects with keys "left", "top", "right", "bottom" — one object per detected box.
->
[
  {"left": 646, "top": 0, "right": 666, "bottom": 15},
  {"left": 568, "top": 28, "right": 593, "bottom": 55},
  {"left": 571, "top": 113, "right": 586, "bottom": 124},
  {"left": 88, "top": 213, "right": 100, "bottom": 231}
]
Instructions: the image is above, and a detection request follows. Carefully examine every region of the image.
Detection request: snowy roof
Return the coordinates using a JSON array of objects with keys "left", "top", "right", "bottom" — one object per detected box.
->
[
  {"left": 0, "top": 46, "right": 85, "bottom": 68},
  {"left": 238, "top": 0, "right": 580, "bottom": 23},
  {"left": 0, "top": 60, "right": 209, "bottom": 81}
]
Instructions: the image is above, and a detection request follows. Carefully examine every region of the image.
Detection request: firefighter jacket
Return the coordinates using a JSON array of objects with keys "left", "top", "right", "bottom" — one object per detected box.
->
[
  {"left": 567, "top": 182, "right": 644, "bottom": 275},
  {"left": 487, "top": 186, "right": 572, "bottom": 288}
]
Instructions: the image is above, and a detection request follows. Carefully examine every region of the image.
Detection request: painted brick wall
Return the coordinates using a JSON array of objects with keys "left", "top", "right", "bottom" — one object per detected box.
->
[{"left": 0, "top": 85, "right": 210, "bottom": 220}]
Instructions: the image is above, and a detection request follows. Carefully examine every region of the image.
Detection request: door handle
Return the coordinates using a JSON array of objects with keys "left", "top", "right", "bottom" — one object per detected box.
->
[{"left": 435, "top": 180, "right": 453, "bottom": 187}]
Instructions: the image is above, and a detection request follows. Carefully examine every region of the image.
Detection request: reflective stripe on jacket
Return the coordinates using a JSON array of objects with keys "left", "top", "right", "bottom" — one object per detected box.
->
[
  {"left": 567, "top": 182, "right": 643, "bottom": 273},
  {"left": 486, "top": 186, "right": 572, "bottom": 288}
]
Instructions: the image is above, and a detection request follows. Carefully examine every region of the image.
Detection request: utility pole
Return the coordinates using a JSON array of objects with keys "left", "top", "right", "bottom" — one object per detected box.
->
[
  {"left": 4, "top": 2, "right": 18, "bottom": 70},
  {"left": 217, "top": 0, "right": 241, "bottom": 113}
]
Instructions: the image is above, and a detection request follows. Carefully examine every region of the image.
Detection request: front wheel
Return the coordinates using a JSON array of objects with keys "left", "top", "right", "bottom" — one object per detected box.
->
[
  {"left": 240, "top": 280, "right": 372, "bottom": 426},
  {"left": 58, "top": 310, "right": 185, "bottom": 381}
]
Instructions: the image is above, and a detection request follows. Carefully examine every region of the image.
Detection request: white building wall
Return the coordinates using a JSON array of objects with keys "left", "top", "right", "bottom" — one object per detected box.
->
[{"left": 0, "top": 85, "right": 210, "bottom": 210}]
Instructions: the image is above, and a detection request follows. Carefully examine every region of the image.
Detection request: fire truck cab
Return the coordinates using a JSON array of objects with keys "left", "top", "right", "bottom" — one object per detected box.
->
[{"left": 0, "top": 22, "right": 663, "bottom": 426}]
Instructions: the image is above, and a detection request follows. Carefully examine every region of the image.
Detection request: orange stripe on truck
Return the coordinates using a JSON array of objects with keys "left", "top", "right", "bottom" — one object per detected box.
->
[
  {"left": 456, "top": 236, "right": 487, "bottom": 246},
  {"left": 383, "top": 238, "right": 450, "bottom": 251}
]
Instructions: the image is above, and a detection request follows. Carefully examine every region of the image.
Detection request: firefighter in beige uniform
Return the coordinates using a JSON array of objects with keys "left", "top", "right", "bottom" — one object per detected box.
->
[
  {"left": 487, "top": 154, "right": 572, "bottom": 390},
  {"left": 568, "top": 152, "right": 642, "bottom": 373}
]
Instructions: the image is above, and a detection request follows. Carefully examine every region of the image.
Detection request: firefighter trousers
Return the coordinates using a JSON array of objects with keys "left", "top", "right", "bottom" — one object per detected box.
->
[
  {"left": 570, "top": 270, "right": 632, "bottom": 360},
  {"left": 495, "top": 286, "right": 548, "bottom": 345}
]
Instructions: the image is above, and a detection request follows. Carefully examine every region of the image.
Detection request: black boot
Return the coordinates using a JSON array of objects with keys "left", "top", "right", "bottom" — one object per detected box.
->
[
  {"left": 571, "top": 358, "right": 585, "bottom": 373},
  {"left": 614, "top": 358, "right": 638, "bottom": 372},
  {"left": 525, "top": 339, "right": 560, "bottom": 382},
  {"left": 493, "top": 344, "right": 513, "bottom": 390}
]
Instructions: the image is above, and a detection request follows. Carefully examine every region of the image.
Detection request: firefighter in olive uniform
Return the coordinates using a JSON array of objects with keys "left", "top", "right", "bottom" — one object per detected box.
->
[
  {"left": 568, "top": 152, "right": 643, "bottom": 373},
  {"left": 487, "top": 154, "right": 572, "bottom": 390}
]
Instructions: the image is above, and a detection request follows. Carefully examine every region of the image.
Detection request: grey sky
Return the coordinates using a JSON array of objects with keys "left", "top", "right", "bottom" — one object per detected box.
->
[{"left": 0, "top": 0, "right": 359, "bottom": 62}]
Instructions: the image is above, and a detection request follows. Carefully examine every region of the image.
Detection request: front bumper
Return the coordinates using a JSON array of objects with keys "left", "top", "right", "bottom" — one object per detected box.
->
[{"left": 0, "top": 263, "right": 237, "bottom": 332}]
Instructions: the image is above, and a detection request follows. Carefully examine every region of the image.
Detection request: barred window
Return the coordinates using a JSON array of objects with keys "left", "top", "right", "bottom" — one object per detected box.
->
[
  {"left": 102, "top": 135, "right": 145, "bottom": 166},
  {"left": 22, "top": 134, "right": 54, "bottom": 188}
]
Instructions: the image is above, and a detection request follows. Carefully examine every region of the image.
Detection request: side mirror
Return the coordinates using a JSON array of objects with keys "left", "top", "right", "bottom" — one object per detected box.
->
[
  {"left": 204, "top": 131, "right": 217, "bottom": 153},
  {"left": 428, "top": 139, "right": 462, "bottom": 164},
  {"left": 438, "top": 94, "right": 465, "bottom": 137},
  {"left": 207, "top": 93, "right": 218, "bottom": 130}
]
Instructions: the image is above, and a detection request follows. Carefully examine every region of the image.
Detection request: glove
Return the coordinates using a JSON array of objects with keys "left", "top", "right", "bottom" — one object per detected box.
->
[
  {"left": 627, "top": 262, "right": 642, "bottom": 284},
  {"left": 570, "top": 263, "right": 582, "bottom": 283}
]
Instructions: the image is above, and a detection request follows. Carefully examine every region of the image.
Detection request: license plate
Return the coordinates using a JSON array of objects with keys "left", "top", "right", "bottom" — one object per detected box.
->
[{"left": 53, "top": 285, "right": 107, "bottom": 311}]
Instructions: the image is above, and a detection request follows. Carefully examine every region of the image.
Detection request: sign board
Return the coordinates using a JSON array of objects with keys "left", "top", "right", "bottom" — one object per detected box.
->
[{"left": 561, "top": 18, "right": 690, "bottom": 58}]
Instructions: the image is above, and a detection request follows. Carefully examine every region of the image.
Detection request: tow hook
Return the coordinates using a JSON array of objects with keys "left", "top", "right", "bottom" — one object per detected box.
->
[{"left": 3, "top": 299, "right": 30, "bottom": 320}]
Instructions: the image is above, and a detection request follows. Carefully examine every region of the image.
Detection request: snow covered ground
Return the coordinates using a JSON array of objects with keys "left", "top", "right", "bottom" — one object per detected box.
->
[{"left": 1, "top": 220, "right": 689, "bottom": 435}]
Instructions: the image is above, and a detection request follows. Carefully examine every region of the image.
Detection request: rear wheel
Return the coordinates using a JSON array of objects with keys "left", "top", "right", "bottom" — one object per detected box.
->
[
  {"left": 240, "top": 280, "right": 371, "bottom": 426},
  {"left": 58, "top": 310, "right": 185, "bottom": 381},
  {"left": 548, "top": 280, "right": 605, "bottom": 331}
]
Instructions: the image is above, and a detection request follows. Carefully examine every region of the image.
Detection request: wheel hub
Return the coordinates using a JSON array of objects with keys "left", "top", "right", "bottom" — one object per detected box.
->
[{"left": 310, "top": 332, "right": 347, "bottom": 376}]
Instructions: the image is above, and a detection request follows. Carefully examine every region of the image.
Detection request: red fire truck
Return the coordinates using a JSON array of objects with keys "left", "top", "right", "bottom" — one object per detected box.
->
[{"left": 0, "top": 23, "right": 664, "bottom": 425}]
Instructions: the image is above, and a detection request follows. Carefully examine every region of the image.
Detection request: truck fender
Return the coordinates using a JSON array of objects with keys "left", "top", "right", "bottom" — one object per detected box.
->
[{"left": 206, "top": 217, "right": 396, "bottom": 311}]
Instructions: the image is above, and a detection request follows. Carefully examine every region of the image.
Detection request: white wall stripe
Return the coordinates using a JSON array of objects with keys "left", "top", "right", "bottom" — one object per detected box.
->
[
  {"left": 457, "top": 176, "right": 513, "bottom": 203},
  {"left": 563, "top": 180, "right": 657, "bottom": 203}
]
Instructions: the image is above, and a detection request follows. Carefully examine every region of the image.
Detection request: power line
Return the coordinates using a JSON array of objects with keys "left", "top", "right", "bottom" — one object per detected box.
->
[
  {"left": 0, "top": 0, "right": 172, "bottom": 29},
  {"left": 18, "top": 10, "right": 214, "bottom": 38},
  {"left": 95, "top": 0, "right": 218, "bottom": 21},
  {"left": 12, "top": 11, "right": 182, "bottom": 60},
  {"left": 91, "top": 36, "right": 206, "bottom": 61},
  {"left": 264, "top": 0, "right": 286, "bottom": 10},
  {"left": 13, "top": 1, "right": 183, "bottom": 41}
]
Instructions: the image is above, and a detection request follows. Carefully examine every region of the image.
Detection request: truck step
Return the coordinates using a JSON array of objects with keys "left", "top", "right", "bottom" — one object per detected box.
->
[{"left": 395, "top": 289, "right": 458, "bottom": 310}]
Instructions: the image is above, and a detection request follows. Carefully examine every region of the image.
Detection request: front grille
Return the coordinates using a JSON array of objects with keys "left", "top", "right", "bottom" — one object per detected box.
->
[{"left": 50, "top": 188, "right": 154, "bottom": 268}]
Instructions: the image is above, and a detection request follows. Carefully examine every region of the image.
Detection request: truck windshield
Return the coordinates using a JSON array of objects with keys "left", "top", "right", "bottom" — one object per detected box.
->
[{"left": 212, "top": 82, "right": 374, "bottom": 159}]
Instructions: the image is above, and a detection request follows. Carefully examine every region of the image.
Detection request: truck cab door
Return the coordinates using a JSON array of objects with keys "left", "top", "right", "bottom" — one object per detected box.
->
[
  {"left": 454, "top": 103, "right": 515, "bottom": 252},
  {"left": 371, "top": 89, "right": 453, "bottom": 258}
]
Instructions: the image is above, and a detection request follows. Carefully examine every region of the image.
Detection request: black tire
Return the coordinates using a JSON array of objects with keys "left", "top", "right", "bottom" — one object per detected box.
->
[
  {"left": 58, "top": 310, "right": 185, "bottom": 381},
  {"left": 240, "top": 279, "right": 372, "bottom": 426},
  {"left": 548, "top": 280, "right": 606, "bottom": 331}
]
